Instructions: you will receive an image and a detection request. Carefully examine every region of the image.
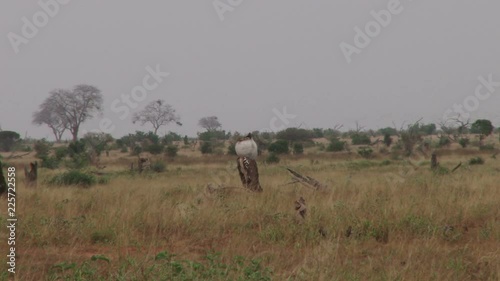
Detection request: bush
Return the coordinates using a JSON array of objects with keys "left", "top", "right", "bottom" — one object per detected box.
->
[
  {"left": 316, "top": 143, "right": 326, "bottom": 151},
  {"left": 268, "top": 140, "right": 289, "bottom": 154},
  {"left": 227, "top": 143, "right": 237, "bottom": 156},
  {"left": 65, "top": 153, "right": 90, "bottom": 170},
  {"left": 200, "top": 142, "right": 213, "bottom": 154},
  {"left": 54, "top": 146, "right": 68, "bottom": 159},
  {"left": 380, "top": 159, "right": 391, "bottom": 166},
  {"left": 132, "top": 145, "right": 142, "bottom": 156},
  {"left": 326, "top": 138, "right": 346, "bottom": 152},
  {"left": 147, "top": 143, "right": 164, "bottom": 155},
  {"left": 357, "top": 147, "right": 373, "bottom": 158},
  {"left": 47, "top": 170, "right": 98, "bottom": 187},
  {"left": 468, "top": 157, "right": 484, "bottom": 165},
  {"left": 40, "top": 156, "right": 60, "bottom": 169},
  {"left": 438, "top": 136, "right": 451, "bottom": 147},
  {"left": 458, "top": 138, "right": 469, "bottom": 148},
  {"left": 151, "top": 161, "right": 166, "bottom": 173},
  {"left": 351, "top": 133, "right": 371, "bottom": 145},
  {"left": 292, "top": 143, "right": 304, "bottom": 155},
  {"left": 266, "top": 153, "right": 280, "bottom": 164},
  {"left": 479, "top": 144, "right": 495, "bottom": 151},
  {"left": 165, "top": 145, "right": 178, "bottom": 158},
  {"left": 276, "top": 128, "right": 313, "bottom": 142},
  {"left": 34, "top": 139, "right": 51, "bottom": 158},
  {"left": 68, "top": 140, "right": 86, "bottom": 157},
  {"left": 120, "top": 146, "right": 128, "bottom": 153}
]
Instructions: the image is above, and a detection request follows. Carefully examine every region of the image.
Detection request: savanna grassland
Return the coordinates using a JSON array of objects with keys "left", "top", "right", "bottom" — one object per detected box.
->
[{"left": 1, "top": 140, "right": 499, "bottom": 281}]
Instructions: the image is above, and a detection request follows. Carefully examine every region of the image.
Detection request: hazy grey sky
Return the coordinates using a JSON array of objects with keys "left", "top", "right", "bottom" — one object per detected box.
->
[{"left": 2, "top": 1, "right": 500, "bottom": 140}]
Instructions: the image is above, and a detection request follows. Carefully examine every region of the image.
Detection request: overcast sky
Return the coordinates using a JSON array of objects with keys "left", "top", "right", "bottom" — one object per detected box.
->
[{"left": 1, "top": 1, "right": 500, "bottom": 140}]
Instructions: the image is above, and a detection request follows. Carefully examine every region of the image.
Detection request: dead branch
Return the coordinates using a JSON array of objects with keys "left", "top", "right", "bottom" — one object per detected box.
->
[
  {"left": 286, "top": 168, "right": 327, "bottom": 190},
  {"left": 451, "top": 162, "right": 462, "bottom": 173}
]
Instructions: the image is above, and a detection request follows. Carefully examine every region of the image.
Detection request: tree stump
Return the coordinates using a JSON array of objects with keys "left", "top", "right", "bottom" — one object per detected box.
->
[
  {"left": 24, "top": 161, "right": 38, "bottom": 188},
  {"left": 295, "top": 197, "right": 307, "bottom": 221},
  {"left": 431, "top": 152, "right": 438, "bottom": 170},
  {"left": 0, "top": 161, "right": 7, "bottom": 196},
  {"left": 236, "top": 157, "right": 262, "bottom": 192}
]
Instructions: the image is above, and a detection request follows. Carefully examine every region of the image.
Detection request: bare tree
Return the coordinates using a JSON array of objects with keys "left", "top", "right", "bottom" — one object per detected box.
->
[
  {"left": 438, "top": 115, "right": 470, "bottom": 142},
  {"left": 198, "top": 116, "right": 222, "bottom": 131},
  {"left": 36, "top": 85, "right": 103, "bottom": 142},
  {"left": 32, "top": 101, "right": 68, "bottom": 142},
  {"left": 132, "top": 99, "right": 181, "bottom": 134}
]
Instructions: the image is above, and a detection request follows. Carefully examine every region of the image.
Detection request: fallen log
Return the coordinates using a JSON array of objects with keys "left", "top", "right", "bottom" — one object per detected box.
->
[{"left": 286, "top": 168, "right": 327, "bottom": 190}]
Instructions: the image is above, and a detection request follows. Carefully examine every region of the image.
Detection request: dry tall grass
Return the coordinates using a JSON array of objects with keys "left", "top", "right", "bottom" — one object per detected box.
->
[{"left": 0, "top": 151, "right": 499, "bottom": 280}]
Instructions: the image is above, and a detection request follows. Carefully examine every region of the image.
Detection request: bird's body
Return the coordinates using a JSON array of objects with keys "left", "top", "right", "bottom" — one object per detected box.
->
[{"left": 235, "top": 133, "right": 258, "bottom": 159}]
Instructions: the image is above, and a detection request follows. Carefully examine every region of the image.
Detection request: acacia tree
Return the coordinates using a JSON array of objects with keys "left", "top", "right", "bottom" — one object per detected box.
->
[
  {"left": 471, "top": 119, "right": 494, "bottom": 145},
  {"left": 35, "top": 85, "right": 103, "bottom": 142},
  {"left": 0, "top": 131, "right": 20, "bottom": 152},
  {"left": 132, "top": 100, "right": 181, "bottom": 134},
  {"left": 198, "top": 116, "right": 222, "bottom": 132},
  {"left": 471, "top": 119, "right": 493, "bottom": 136},
  {"left": 32, "top": 102, "right": 67, "bottom": 142}
]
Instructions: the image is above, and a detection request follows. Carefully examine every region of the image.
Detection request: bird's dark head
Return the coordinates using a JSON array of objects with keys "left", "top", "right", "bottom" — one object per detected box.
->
[{"left": 246, "top": 133, "right": 252, "bottom": 139}]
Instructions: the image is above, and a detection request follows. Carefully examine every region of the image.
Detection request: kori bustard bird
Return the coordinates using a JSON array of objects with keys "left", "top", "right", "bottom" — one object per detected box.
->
[
  {"left": 235, "top": 133, "right": 262, "bottom": 192},
  {"left": 235, "top": 133, "right": 258, "bottom": 160}
]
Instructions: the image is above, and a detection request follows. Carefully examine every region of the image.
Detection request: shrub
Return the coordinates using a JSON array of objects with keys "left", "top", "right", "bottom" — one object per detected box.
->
[
  {"left": 433, "top": 166, "right": 449, "bottom": 175},
  {"left": 68, "top": 140, "right": 86, "bottom": 157},
  {"left": 120, "top": 146, "right": 128, "bottom": 153},
  {"left": 276, "top": 128, "right": 313, "bottom": 142},
  {"left": 132, "top": 145, "right": 142, "bottom": 156},
  {"left": 266, "top": 153, "right": 280, "bottom": 164},
  {"left": 438, "top": 136, "right": 451, "bottom": 147},
  {"left": 40, "top": 156, "right": 60, "bottom": 169},
  {"left": 458, "top": 138, "right": 469, "bottom": 148},
  {"left": 479, "top": 144, "right": 495, "bottom": 151},
  {"left": 316, "top": 143, "right": 325, "bottom": 151},
  {"left": 147, "top": 143, "right": 164, "bottom": 155},
  {"left": 468, "top": 157, "right": 484, "bottom": 165},
  {"left": 65, "top": 153, "right": 90, "bottom": 170},
  {"left": 34, "top": 139, "right": 51, "bottom": 158},
  {"left": 326, "top": 138, "right": 345, "bottom": 152},
  {"left": 268, "top": 140, "right": 289, "bottom": 154},
  {"left": 357, "top": 147, "right": 373, "bottom": 158},
  {"left": 54, "top": 146, "right": 68, "bottom": 160},
  {"left": 292, "top": 143, "right": 304, "bottom": 155},
  {"left": 91, "top": 229, "right": 116, "bottom": 244},
  {"left": 227, "top": 143, "right": 237, "bottom": 156},
  {"left": 351, "top": 133, "right": 371, "bottom": 145},
  {"left": 380, "top": 159, "right": 391, "bottom": 166},
  {"left": 151, "top": 161, "right": 166, "bottom": 173},
  {"left": 165, "top": 145, "right": 178, "bottom": 158},
  {"left": 200, "top": 142, "right": 213, "bottom": 154},
  {"left": 47, "top": 170, "right": 97, "bottom": 187},
  {"left": 379, "top": 147, "right": 388, "bottom": 154}
]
